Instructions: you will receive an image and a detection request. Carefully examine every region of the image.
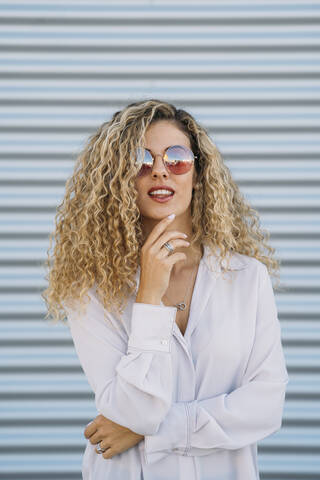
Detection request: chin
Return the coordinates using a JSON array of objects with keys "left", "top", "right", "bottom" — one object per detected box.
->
[{"left": 141, "top": 211, "right": 171, "bottom": 220}]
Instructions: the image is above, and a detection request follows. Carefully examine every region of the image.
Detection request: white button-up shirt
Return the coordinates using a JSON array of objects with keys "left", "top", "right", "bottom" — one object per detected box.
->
[{"left": 65, "top": 245, "right": 289, "bottom": 480}]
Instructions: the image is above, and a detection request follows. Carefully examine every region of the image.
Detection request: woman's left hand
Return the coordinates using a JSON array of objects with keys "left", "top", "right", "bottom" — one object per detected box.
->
[{"left": 84, "top": 414, "right": 145, "bottom": 459}]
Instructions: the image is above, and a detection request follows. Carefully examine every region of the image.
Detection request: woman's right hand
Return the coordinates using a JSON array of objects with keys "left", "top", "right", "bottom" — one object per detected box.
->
[{"left": 136, "top": 215, "right": 190, "bottom": 305}]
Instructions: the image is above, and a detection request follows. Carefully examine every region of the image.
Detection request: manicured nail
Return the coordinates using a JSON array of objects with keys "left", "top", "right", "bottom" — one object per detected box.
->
[{"left": 167, "top": 214, "right": 175, "bottom": 220}]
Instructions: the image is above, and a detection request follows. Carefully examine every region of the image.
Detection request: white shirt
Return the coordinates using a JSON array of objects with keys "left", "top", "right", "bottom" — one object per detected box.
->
[{"left": 65, "top": 244, "right": 289, "bottom": 480}]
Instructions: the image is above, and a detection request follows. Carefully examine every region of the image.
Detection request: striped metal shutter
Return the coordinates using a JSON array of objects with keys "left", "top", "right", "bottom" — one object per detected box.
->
[{"left": 1, "top": 1, "right": 319, "bottom": 479}]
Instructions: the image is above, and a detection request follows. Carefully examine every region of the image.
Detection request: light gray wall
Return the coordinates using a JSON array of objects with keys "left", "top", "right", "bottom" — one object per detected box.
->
[{"left": 1, "top": 1, "right": 319, "bottom": 479}]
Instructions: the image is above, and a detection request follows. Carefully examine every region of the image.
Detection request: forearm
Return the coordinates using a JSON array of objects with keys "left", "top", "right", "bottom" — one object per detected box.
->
[
  {"left": 135, "top": 288, "right": 162, "bottom": 305},
  {"left": 143, "top": 376, "right": 288, "bottom": 465},
  {"left": 67, "top": 297, "right": 177, "bottom": 436}
]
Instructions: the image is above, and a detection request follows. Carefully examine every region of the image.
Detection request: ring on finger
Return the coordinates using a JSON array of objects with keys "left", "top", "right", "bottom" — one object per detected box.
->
[
  {"left": 96, "top": 442, "right": 107, "bottom": 454},
  {"left": 163, "top": 241, "right": 174, "bottom": 254}
]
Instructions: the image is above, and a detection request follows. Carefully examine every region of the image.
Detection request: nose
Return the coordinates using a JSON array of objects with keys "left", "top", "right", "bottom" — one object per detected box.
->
[{"left": 151, "top": 153, "right": 168, "bottom": 178}]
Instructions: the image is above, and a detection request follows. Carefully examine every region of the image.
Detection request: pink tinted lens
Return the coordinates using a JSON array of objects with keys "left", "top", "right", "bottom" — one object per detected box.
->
[
  {"left": 135, "top": 147, "right": 153, "bottom": 177},
  {"left": 165, "top": 145, "right": 194, "bottom": 174}
]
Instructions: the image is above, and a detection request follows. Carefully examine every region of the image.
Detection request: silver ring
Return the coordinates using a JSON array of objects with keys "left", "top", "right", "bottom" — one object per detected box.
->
[
  {"left": 163, "top": 241, "right": 174, "bottom": 254},
  {"left": 96, "top": 442, "right": 105, "bottom": 454}
]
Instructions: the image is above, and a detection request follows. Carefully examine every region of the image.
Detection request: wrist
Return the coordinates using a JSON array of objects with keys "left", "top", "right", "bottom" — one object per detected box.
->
[
  {"left": 135, "top": 287, "right": 162, "bottom": 305},
  {"left": 135, "top": 292, "right": 162, "bottom": 305},
  {"left": 130, "top": 431, "right": 145, "bottom": 442}
]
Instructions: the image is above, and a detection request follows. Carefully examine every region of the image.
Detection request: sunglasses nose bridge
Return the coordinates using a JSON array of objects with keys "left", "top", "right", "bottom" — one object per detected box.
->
[{"left": 151, "top": 152, "right": 169, "bottom": 174}]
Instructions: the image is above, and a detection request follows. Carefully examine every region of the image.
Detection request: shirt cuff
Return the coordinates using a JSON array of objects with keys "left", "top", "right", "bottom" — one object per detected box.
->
[
  {"left": 143, "top": 402, "right": 188, "bottom": 464},
  {"left": 127, "top": 302, "right": 177, "bottom": 353}
]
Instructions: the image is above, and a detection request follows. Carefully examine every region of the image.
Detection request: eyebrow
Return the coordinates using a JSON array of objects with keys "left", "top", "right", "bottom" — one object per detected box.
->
[{"left": 145, "top": 145, "right": 173, "bottom": 153}]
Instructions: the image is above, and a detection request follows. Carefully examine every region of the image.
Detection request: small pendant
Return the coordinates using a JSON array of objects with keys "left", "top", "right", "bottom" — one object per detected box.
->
[{"left": 176, "top": 302, "right": 186, "bottom": 311}]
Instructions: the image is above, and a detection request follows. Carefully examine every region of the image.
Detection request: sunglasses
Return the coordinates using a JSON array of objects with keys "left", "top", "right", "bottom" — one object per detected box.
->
[{"left": 134, "top": 144, "right": 197, "bottom": 177}]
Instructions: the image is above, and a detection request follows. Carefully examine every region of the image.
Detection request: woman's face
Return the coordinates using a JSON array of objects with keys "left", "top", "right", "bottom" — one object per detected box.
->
[{"left": 134, "top": 120, "right": 197, "bottom": 221}]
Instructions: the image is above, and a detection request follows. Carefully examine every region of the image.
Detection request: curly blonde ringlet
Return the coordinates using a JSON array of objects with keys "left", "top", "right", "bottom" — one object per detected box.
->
[{"left": 42, "top": 98, "right": 281, "bottom": 326}]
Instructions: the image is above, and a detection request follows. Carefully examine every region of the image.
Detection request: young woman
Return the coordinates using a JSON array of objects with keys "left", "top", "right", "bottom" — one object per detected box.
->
[{"left": 42, "top": 99, "right": 289, "bottom": 480}]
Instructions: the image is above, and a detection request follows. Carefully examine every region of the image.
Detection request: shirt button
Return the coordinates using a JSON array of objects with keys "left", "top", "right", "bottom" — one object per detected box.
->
[{"left": 160, "top": 339, "right": 168, "bottom": 345}]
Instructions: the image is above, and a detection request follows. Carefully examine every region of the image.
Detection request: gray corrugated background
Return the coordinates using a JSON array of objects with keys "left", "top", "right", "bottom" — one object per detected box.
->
[{"left": 0, "top": 1, "right": 319, "bottom": 479}]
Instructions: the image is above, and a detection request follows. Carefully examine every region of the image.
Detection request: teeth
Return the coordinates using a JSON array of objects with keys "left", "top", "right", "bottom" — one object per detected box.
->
[{"left": 149, "top": 189, "right": 174, "bottom": 196}]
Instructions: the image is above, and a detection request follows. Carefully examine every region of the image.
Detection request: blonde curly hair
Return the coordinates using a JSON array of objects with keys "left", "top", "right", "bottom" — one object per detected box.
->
[{"left": 42, "top": 98, "right": 281, "bottom": 325}]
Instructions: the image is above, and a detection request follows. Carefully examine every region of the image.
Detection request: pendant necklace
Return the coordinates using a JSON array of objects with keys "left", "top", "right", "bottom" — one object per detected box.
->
[{"left": 163, "top": 259, "right": 200, "bottom": 311}]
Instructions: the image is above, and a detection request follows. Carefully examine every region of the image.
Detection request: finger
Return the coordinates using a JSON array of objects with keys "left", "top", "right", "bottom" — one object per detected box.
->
[
  {"left": 84, "top": 421, "right": 97, "bottom": 439},
  {"left": 95, "top": 442, "right": 109, "bottom": 454},
  {"left": 102, "top": 448, "right": 114, "bottom": 459},
  {"left": 152, "top": 230, "right": 188, "bottom": 252},
  {"left": 143, "top": 214, "right": 176, "bottom": 248},
  {"left": 164, "top": 252, "right": 187, "bottom": 267},
  {"left": 157, "top": 239, "right": 190, "bottom": 259},
  {"left": 89, "top": 431, "right": 103, "bottom": 444}
]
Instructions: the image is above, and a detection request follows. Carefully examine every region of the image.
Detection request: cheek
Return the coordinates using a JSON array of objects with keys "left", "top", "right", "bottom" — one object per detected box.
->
[{"left": 180, "top": 176, "right": 194, "bottom": 197}]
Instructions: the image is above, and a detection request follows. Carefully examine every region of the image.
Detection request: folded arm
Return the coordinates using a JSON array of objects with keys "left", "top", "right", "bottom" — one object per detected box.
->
[
  {"left": 143, "top": 264, "right": 289, "bottom": 464},
  {"left": 66, "top": 291, "right": 177, "bottom": 436}
]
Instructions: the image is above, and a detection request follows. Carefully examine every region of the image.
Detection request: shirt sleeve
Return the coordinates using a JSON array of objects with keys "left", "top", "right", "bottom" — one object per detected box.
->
[
  {"left": 143, "top": 263, "right": 289, "bottom": 464},
  {"left": 65, "top": 292, "right": 177, "bottom": 436}
]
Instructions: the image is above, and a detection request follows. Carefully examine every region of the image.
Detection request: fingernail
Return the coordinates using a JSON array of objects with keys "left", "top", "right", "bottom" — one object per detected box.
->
[
  {"left": 182, "top": 233, "right": 188, "bottom": 237},
  {"left": 167, "top": 214, "right": 175, "bottom": 220}
]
